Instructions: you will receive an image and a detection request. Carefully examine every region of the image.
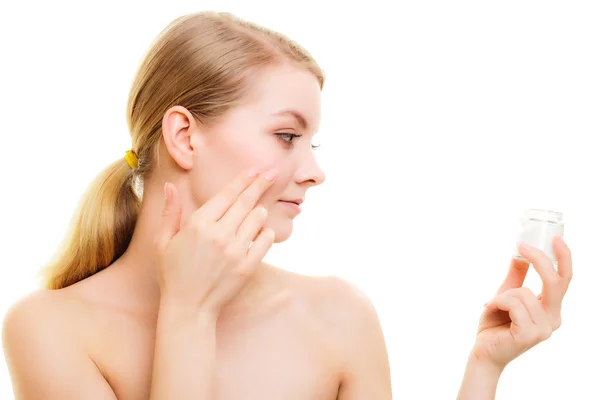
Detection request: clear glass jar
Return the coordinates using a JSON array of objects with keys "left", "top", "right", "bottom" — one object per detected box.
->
[{"left": 513, "top": 209, "right": 564, "bottom": 264}]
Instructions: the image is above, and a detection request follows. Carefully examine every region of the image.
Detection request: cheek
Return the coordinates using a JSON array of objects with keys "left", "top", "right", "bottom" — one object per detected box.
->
[
  {"left": 260, "top": 171, "right": 294, "bottom": 210},
  {"left": 236, "top": 144, "right": 281, "bottom": 171},
  {"left": 232, "top": 144, "right": 291, "bottom": 193},
  {"left": 192, "top": 137, "right": 288, "bottom": 205}
]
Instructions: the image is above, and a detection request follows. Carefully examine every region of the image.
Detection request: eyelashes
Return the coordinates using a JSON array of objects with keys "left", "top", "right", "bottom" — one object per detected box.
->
[{"left": 276, "top": 133, "right": 320, "bottom": 150}]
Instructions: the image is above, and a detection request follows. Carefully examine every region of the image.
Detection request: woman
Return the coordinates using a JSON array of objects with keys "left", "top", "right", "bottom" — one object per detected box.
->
[{"left": 2, "top": 11, "right": 572, "bottom": 399}]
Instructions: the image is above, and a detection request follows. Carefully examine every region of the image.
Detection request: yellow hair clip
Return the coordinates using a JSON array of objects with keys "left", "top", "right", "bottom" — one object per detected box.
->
[{"left": 124, "top": 149, "right": 138, "bottom": 169}]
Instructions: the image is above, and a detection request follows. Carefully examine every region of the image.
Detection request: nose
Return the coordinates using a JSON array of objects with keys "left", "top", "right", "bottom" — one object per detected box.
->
[{"left": 294, "top": 149, "right": 326, "bottom": 187}]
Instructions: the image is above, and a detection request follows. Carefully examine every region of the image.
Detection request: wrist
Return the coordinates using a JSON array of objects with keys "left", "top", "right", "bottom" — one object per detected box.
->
[
  {"left": 158, "top": 296, "right": 219, "bottom": 325},
  {"left": 466, "top": 352, "right": 505, "bottom": 380},
  {"left": 457, "top": 352, "right": 504, "bottom": 400}
]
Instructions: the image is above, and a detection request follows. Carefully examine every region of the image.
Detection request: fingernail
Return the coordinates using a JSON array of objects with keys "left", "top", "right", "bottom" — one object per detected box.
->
[
  {"left": 264, "top": 168, "right": 278, "bottom": 182},
  {"left": 518, "top": 243, "right": 531, "bottom": 253},
  {"left": 259, "top": 206, "right": 268, "bottom": 217},
  {"left": 248, "top": 167, "right": 260, "bottom": 178},
  {"left": 164, "top": 182, "right": 171, "bottom": 200}
]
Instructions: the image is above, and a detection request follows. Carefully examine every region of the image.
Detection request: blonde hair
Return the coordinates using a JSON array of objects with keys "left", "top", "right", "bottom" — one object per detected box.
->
[{"left": 41, "top": 11, "right": 325, "bottom": 290}]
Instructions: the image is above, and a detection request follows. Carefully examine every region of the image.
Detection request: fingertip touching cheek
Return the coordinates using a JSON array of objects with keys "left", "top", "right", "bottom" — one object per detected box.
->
[{"left": 188, "top": 64, "right": 325, "bottom": 242}]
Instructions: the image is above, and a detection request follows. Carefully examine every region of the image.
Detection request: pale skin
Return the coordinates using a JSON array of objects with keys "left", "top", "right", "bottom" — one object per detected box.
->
[{"left": 2, "top": 63, "right": 572, "bottom": 399}]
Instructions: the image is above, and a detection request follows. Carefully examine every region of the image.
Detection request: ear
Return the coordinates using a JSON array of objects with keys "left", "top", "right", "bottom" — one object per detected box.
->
[{"left": 161, "top": 105, "right": 200, "bottom": 170}]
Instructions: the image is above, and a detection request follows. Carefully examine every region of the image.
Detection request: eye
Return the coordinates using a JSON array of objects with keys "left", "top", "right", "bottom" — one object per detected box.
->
[
  {"left": 277, "top": 133, "right": 301, "bottom": 144},
  {"left": 276, "top": 133, "right": 320, "bottom": 150}
]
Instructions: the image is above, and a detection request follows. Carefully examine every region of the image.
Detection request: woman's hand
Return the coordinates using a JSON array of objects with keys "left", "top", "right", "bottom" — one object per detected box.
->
[
  {"left": 471, "top": 236, "right": 573, "bottom": 371},
  {"left": 154, "top": 167, "right": 278, "bottom": 319}
]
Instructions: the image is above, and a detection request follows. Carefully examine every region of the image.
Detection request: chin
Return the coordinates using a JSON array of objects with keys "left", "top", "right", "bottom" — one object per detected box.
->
[{"left": 269, "top": 220, "right": 293, "bottom": 243}]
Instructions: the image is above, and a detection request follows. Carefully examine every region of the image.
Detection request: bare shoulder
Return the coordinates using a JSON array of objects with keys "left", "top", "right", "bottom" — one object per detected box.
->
[
  {"left": 275, "top": 269, "right": 381, "bottom": 336},
  {"left": 2, "top": 288, "right": 90, "bottom": 367},
  {"left": 2, "top": 289, "right": 115, "bottom": 398},
  {"left": 2, "top": 288, "right": 84, "bottom": 341},
  {"left": 275, "top": 269, "right": 392, "bottom": 398}
]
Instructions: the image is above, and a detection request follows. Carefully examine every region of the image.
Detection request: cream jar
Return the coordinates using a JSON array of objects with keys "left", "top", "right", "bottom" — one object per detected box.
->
[{"left": 513, "top": 209, "right": 564, "bottom": 264}]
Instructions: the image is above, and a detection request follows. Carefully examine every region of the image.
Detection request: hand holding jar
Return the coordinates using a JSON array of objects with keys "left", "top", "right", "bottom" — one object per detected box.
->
[{"left": 469, "top": 209, "right": 572, "bottom": 373}]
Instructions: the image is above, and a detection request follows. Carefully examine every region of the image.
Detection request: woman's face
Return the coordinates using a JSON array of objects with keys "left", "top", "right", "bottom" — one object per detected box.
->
[{"left": 188, "top": 63, "right": 325, "bottom": 243}]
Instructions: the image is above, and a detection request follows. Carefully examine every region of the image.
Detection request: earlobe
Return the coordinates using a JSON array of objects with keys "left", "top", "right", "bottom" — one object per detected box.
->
[{"left": 161, "top": 106, "right": 197, "bottom": 170}]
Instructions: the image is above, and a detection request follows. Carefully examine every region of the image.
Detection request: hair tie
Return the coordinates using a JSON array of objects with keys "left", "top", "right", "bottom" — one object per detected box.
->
[{"left": 124, "top": 149, "right": 138, "bottom": 169}]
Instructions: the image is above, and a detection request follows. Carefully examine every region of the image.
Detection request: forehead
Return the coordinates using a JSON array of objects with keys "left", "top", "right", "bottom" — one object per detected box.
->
[{"left": 239, "top": 63, "right": 322, "bottom": 132}]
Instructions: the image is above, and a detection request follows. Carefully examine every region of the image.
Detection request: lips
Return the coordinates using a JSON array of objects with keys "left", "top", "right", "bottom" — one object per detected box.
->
[
  {"left": 278, "top": 199, "right": 303, "bottom": 214},
  {"left": 279, "top": 199, "right": 303, "bottom": 205}
]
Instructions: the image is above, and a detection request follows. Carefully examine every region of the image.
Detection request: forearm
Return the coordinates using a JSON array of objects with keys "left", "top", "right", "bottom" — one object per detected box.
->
[
  {"left": 149, "top": 300, "right": 218, "bottom": 400},
  {"left": 456, "top": 354, "right": 504, "bottom": 400}
]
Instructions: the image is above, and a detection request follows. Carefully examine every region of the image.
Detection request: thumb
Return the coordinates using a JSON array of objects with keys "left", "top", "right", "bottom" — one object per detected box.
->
[
  {"left": 158, "top": 182, "right": 182, "bottom": 250},
  {"left": 496, "top": 257, "right": 530, "bottom": 295}
]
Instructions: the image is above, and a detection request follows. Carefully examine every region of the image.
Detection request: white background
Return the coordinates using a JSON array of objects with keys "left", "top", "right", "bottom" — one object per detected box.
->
[{"left": 1, "top": 1, "right": 598, "bottom": 398}]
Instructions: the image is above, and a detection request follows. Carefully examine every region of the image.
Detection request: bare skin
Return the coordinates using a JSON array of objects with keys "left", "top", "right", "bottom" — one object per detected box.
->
[
  {"left": 2, "top": 61, "right": 573, "bottom": 399},
  {"left": 3, "top": 261, "right": 387, "bottom": 399},
  {"left": 3, "top": 166, "right": 392, "bottom": 399},
  {"left": 3, "top": 64, "right": 393, "bottom": 399}
]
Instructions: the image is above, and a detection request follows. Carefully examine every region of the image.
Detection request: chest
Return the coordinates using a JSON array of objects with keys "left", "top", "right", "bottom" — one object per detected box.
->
[{"left": 93, "top": 308, "right": 341, "bottom": 400}]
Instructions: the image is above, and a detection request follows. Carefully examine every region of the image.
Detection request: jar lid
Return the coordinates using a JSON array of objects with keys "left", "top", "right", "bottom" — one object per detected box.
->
[{"left": 522, "top": 208, "right": 563, "bottom": 224}]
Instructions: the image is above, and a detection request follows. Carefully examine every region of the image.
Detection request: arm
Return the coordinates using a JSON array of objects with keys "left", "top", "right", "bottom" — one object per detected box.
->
[
  {"left": 2, "top": 293, "right": 117, "bottom": 400},
  {"left": 332, "top": 279, "right": 393, "bottom": 400},
  {"left": 148, "top": 300, "right": 218, "bottom": 399},
  {"left": 456, "top": 354, "right": 503, "bottom": 400},
  {"left": 456, "top": 239, "right": 573, "bottom": 399}
]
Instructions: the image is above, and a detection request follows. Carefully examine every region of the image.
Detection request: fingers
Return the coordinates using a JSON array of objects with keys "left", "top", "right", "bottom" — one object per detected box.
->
[
  {"left": 488, "top": 292, "right": 534, "bottom": 333},
  {"left": 232, "top": 205, "right": 268, "bottom": 253},
  {"left": 494, "top": 237, "right": 572, "bottom": 334},
  {"left": 496, "top": 257, "right": 530, "bottom": 295},
  {"left": 554, "top": 236, "right": 573, "bottom": 282},
  {"left": 489, "top": 288, "right": 553, "bottom": 342},
  {"left": 243, "top": 227, "right": 275, "bottom": 271},
  {"left": 195, "top": 167, "right": 270, "bottom": 222},
  {"left": 507, "top": 288, "right": 549, "bottom": 328},
  {"left": 218, "top": 169, "right": 277, "bottom": 233},
  {"left": 517, "top": 242, "right": 561, "bottom": 308},
  {"left": 157, "top": 182, "right": 182, "bottom": 251}
]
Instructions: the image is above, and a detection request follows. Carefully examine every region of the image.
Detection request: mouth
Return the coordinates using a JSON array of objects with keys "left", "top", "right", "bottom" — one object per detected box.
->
[
  {"left": 278, "top": 199, "right": 303, "bottom": 214},
  {"left": 279, "top": 199, "right": 303, "bottom": 205}
]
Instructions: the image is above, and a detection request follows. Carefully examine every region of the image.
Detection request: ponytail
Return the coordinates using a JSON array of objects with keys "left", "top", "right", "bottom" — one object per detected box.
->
[{"left": 41, "top": 158, "right": 140, "bottom": 289}]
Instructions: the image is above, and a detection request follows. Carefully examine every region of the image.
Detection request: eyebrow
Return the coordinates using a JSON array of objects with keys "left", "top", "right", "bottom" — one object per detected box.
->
[{"left": 272, "top": 109, "right": 308, "bottom": 130}]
